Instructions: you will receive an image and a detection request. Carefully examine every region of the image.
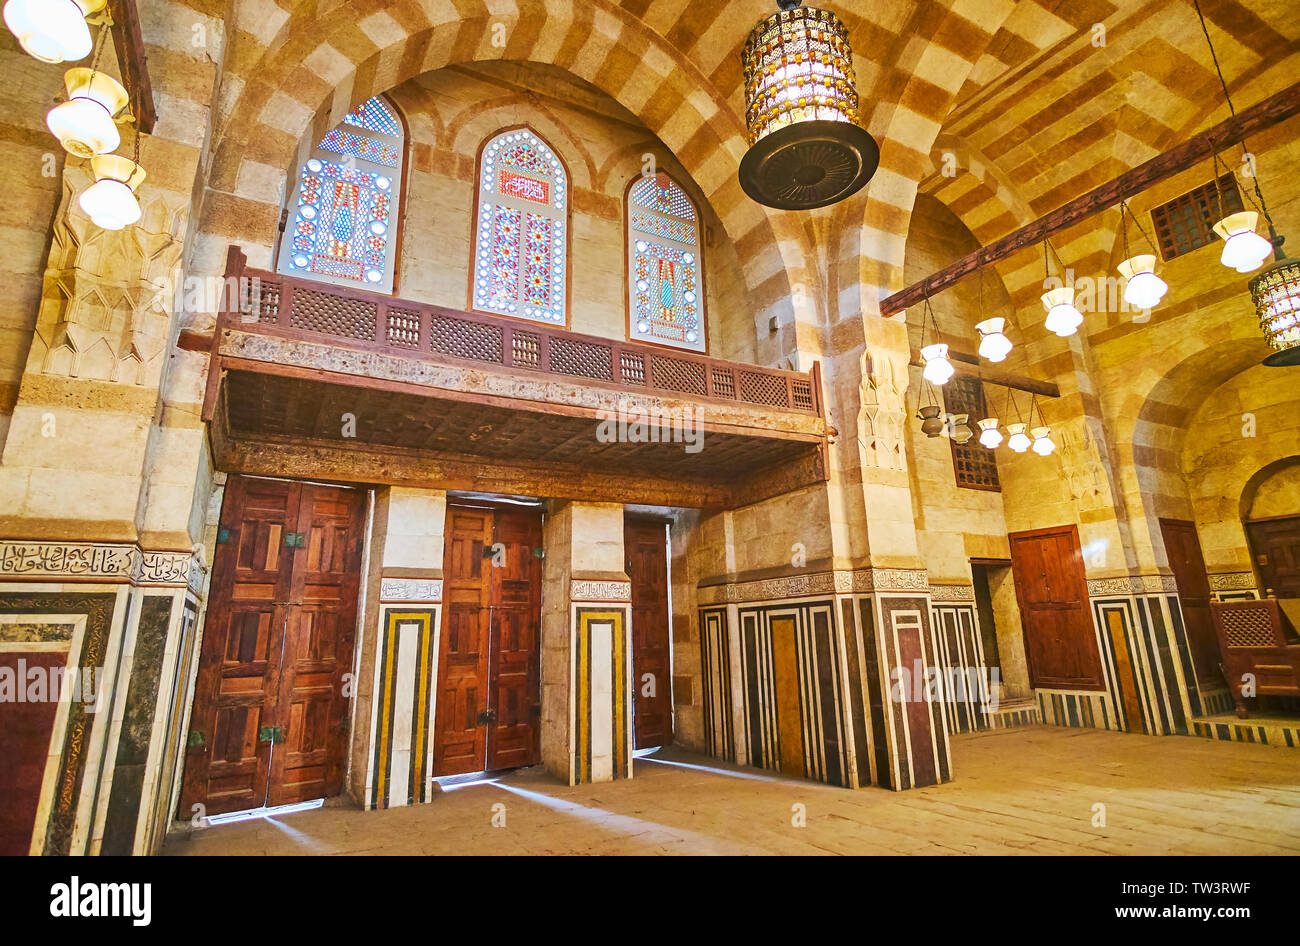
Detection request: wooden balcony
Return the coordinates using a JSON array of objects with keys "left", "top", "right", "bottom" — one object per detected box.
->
[{"left": 202, "top": 248, "right": 829, "bottom": 508}]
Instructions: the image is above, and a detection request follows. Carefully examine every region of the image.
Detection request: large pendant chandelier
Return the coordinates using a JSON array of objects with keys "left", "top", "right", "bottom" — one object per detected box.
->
[
  {"left": 1194, "top": 0, "right": 1298, "bottom": 366},
  {"left": 739, "top": 0, "right": 879, "bottom": 210},
  {"left": 1252, "top": 255, "right": 1300, "bottom": 366}
]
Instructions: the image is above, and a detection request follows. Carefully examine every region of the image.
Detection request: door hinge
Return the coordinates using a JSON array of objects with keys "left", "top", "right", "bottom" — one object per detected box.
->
[
  {"left": 533, "top": 546, "right": 544, "bottom": 559},
  {"left": 187, "top": 730, "right": 206, "bottom": 748},
  {"left": 216, "top": 528, "right": 230, "bottom": 544}
]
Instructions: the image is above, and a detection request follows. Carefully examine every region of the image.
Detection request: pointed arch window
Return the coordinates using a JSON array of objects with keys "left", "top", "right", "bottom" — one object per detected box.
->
[
  {"left": 627, "top": 172, "right": 705, "bottom": 352},
  {"left": 276, "top": 95, "right": 405, "bottom": 292},
  {"left": 472, "top": 128, "right": 568, "bottom": 324}
]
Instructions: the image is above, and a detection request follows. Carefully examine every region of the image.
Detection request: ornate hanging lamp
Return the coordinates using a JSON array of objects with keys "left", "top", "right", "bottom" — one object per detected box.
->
[
  {"left": 739, "top": 0, "right": 879, "bottom": 210},
  {"left": 1040, "top": 239, "right": 1084, "bottom": 338},
  {"left": 4, "top": 0, "right": 104, "bottom": 63},
  {"left": 1116, "top": 200, "right": 1168, "bottom": 310},
  {"left": 1028, "top": 395, "right": 1056, "bottom": 456},
  {"left": 976, "top": 416, "right": 1002, "bottom": 449},
  {"left": 917, "top": 294, "right": 954, "bottom": 385},
  {"left": 46, "top": 25, "right": 128, "bottom": 158},
  {"left": 79, "top": 124, "right": 145, "bottom": 230},
  {"left": 973, "top": 265, "right": 1013, "bottom": 362},
  {"left": 1005, "top": 389, "right": 1031, "bottom": 453}
]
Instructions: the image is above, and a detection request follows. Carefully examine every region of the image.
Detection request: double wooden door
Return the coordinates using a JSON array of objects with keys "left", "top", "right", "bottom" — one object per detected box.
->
[
  {"left": 626, "top": 517, "right": 672, "bottom": 749},
  {"left": 1161, "top": 518, "right": 1222, "bottom": 684},
  {"left": 1008, "top": 525, "right": 1105, "bottom": 690},
  {"left": 180, "top": 476, "right": 366, "bottom": 816},
  {"left": 434, "top": 504, "right": 543, "bottom": 775}
]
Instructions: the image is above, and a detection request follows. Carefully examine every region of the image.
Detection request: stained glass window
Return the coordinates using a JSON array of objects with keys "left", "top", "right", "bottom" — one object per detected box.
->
[
  {"left": 472, "top": 129, "right": 567, "bottom": 324},
  {"left": 627, "top": 172, "right": 705, "bottom": 352},
  {"left": 276, "top": 96, "right": 404, "bottom": 292}
]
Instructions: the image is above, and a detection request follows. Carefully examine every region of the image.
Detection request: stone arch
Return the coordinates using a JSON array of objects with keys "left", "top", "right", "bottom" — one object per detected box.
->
[
  {"left": 1241, "top": 455, "right": 1300, "bottom": 522},
  {"left": 194, "top": 1, "right": 810, "bottom": 318}
]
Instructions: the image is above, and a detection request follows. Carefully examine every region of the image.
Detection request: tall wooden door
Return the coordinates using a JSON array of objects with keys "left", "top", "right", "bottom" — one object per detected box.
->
[
  {"left": 485, "top": 508, "right": 543, "bottom": 770},
  {"left": 1161, "top": 518, "right": 1222, "bottom": 685},
  {"left": 625, "top": 517, "right": 672, "bottom": 749},
  {"left": 433, "top": 504, "right": 542, "bottom": 776},
  {"left": 1008, "top": 525, "right": 1105, "bottom": 691},
  {"left": 179, "top": 476, "right": 365, "bottom": 816},
  {"left": 1247, "top": 516, "right": 1300, "bottom": 598}
]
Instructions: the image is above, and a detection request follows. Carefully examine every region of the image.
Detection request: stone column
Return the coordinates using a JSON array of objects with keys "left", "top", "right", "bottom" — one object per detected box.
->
[
  {"left": 353, "top": 487, "right": 446, "bottom": 809},
  {"left": 540, "top": 501, "right": 631, "bottom": 785}
]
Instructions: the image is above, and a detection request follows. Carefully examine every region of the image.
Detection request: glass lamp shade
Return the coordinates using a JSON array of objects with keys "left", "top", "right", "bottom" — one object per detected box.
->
[
  {"left": 1030, "top": 425, "right": 1056, "bottom": 456},
  {"left": 975, "top": 317, "right": 1013, "bottom": 362},
  {"left": 4, "top": 0, "right": 103, "bottom": 63},
  {"left": 46, "top": 68, "right": 129, "bottom": 158},
  {"left": 976, "top": 417, "right": 1002, "bottom": 448},
  {"left": 1213, "top": 212, "right": 1274, "bottom": 274},
  {"left": 1006, "top": 422, "right": 1031, "bottom": 453},
  {"left": 1250, "top": 254, "right": 1300, "bottom": 367},
  {"left": 1117, "top": 254, "right": 1168, "bottom": 309},
  {"left": 79, "top": 154, "right": 146, "bottom": 230},
  {"left": 921, "top": 343, "right": 954, "bottom": 385},
  {"left": 917, "top": 404, "right": 944, "bottom": 438},
  {"left": 1041, "top": 286, "right": 1084, "bottom": 337},
  {"left": 738, "top": 3, "right": 879, "bottom": 209},
  {"left": 949, "top": 413, "right": 974, "bottom": 445}
]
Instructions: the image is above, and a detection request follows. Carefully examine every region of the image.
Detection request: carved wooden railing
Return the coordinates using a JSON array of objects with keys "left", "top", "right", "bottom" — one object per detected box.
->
[{"left": 214, "top": 246, "right": 823, "bottom": 417}]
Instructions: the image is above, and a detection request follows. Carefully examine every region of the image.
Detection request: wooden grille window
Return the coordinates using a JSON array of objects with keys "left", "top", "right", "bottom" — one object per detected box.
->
[
  {"left": 1150, "top": 174, "right": 1244, "bottom": 262},
  {"left": 946, "top": 376, "right": 999, "bottom": 491}
]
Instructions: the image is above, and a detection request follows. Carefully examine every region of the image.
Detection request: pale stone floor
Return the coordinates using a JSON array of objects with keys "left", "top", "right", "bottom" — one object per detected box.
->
[{"left": 162, "top": 727, "right": 1300, "bottom": 856}]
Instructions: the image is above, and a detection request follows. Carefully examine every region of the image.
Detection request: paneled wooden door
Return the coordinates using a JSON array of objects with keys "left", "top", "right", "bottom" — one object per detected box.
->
[
  {"left": 1247, "top": 516, "right": 1300, "bottom": 598},
  {"left": 625, "top": 516, "right": 673, "bottom": 749},
  {"left": 179, "top": 475, "right": 365, "bottom": 816},
  {"left": 1008, "top": 525, "right": 1105, "bottom": 691},
  {"left": 433, "top": 504, "right": 543, "bottom": 776},
  {"left": 1160, "top": 518, "right": 1223, "bottom": 685}
]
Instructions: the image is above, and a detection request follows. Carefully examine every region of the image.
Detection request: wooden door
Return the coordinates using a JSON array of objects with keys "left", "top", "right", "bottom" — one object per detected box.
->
[
  {"left": 625, "top": 517, "right": 673, "bottom": 749},
  {"left": 1160, "top": 518, "right": 1223, "bottom": 685},
  {"left": 1008, "top": 525, "right": 1105, "bottom": 690},
  {"left": 1247, "top": 516, "right": 1300, "bottom": 598},
  {"left": 434, "top": 505, "right": 493, "bottom": 776},
  {"left": 434, "top": 504, "right": 543, "bottom": 775},
  {"left": 180, "top": 476, "right": 364, "bottom": 816},
  {"left": 485, "top": 507, "right": 542, "bottom": 770},
  {"left": 266, "top": 486, "right": 365, "bottom": 806}
]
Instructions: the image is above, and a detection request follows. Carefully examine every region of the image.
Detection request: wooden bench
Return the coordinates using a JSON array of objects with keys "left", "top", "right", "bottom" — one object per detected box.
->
[{"left": 1210, "top": 598, "right": 1300, "bottom": 718}]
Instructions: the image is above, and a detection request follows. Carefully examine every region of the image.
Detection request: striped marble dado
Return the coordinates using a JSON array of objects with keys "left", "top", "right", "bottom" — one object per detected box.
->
[
  {"left": 737, "top": 600, "right": 848, "bottom": 787},
  {"left": 366, "top": 606, "right": 438, "bottom": 810},
  {"left": 1192, "top": 717, "right": 1300, "bottom": 749},
  {"left": 698, "top": 607, "right": 734, "bottom": 762}
]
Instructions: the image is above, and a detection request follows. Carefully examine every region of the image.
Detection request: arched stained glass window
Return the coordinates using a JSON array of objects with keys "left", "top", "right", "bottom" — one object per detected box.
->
[
  {"left": 472, "top": 128, "right": 567, "bottom": 324},
  {"left": 627, "top": 172, "right": 705, "bottom": 352},
  {"left": 276, "top": 96, "right": 404, "bottom": 292}
]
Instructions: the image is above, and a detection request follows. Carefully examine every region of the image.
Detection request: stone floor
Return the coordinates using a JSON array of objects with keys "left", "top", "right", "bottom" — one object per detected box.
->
[{"left": 162, "top": 726, "right": 1300, "bottom": 855}]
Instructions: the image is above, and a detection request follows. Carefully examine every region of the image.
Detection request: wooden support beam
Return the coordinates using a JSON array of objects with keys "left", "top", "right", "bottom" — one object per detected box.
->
[
  {"left": 909, "top": 352, "right": 1061, "bottom": 398},
  {"left": 882, "top": 80, "right": 1300, "bottom": 316},
  {"left": 107, "top": 0, "right": 156, "bottom": 134}
]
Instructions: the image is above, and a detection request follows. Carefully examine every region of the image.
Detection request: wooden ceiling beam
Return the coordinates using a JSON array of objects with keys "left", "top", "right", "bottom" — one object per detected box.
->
[
  {"left": 106, "top": 0, "right": 156, "bottom": 134},
  {"left": 910, "top": 350, "right": 1061, "bottom": 398},
  {"left": 881, "top": 80, "right": 1300, "bottom": 316}
]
